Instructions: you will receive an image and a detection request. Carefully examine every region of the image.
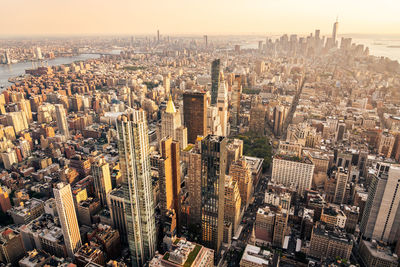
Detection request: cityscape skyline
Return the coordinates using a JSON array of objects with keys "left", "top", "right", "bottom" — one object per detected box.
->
[{"left": 1, "top": 0, "right": 400, "bottom": 36}]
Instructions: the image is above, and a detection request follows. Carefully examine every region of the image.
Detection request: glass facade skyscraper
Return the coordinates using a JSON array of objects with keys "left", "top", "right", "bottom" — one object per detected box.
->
[{"left": 201, "top": 135, "right": 226, "bottom": 262}]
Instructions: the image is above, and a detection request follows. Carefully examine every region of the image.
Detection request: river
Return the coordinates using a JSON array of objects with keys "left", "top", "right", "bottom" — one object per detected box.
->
[{"left": 0, "top": 53, "right": 101, "bottom": 88}]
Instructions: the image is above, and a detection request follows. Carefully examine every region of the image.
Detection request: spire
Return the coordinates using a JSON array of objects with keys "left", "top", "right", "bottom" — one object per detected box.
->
[{"left": 165, "top": 95, "right": 176, "bottom": 114}]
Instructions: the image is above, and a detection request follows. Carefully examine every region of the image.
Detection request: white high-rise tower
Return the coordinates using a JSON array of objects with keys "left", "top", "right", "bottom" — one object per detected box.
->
[
  {"left": 53, "top": 183, "right": 82, "bottom": 259},
  {"left": 217, "top": 78, "right": 228, "bottom": 136},
  {"left": 55, "top": 104, "right": 70, "bottom": 138}
]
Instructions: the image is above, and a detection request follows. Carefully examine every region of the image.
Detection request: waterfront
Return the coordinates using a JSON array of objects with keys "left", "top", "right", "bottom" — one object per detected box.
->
[{"left": 0, "top": 53, "right": 101, "bottom": 88}]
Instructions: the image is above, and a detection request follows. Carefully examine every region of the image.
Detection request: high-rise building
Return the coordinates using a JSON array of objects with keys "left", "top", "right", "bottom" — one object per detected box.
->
[
  {"left": 332, "top": 19, "right": 339, "bottom": 45},
  {"left": 273, "top": 105, "right": 286, "bottom": 137},
  {"left": 107, "top": 187, "right": 127, "bottom": 244},
  {"left": 55, "top": 104, "right": 70, "bottom": 138},
  {"left": 161, "top": 96, "right": 187, "bottom": 149},
  {"left": 157, "top": 137, "right": 181, "bottom": 233},
  {"left": 272, "top": 208, "right": 288, "bottom": 248},
  {"left": 229, "top": 158, "right": 253, "bottom": 208},
  {"left": 185, "top": 145, "right": 202, "bottom": 225},
  {"left": 0, "top": 187, "right": 11, "bottom": 213},
  {"left": 211, "top": 59, "right": 221, "bottom": 105},
  {"left": 117, "top": 109, "right": 157, "bottom": 266},
  {"left": 183, "top": 92, "right": 207, "bottom": 144},
  {"left": 217, "top": 79, "right": 228, "bottom": 136},
  {"left": 224, "top": 176, "right": 241, "bottom": 234},
  {"left": 334, "top": 168, "right": 349, "bottom": 205},
  {"left": 360, "top": 163, "right": 400, "bottom": 243},
  {"left": 271, "top": 155, "right": 314, "bottom": 195},
  {"left": 163, "top": 76, "right": 170, "bottom": 95},
  {"left": 53, "top": 183, "right": 82, "bottom": 259},
  {"left": 230, "top": 75, "right": 242, "bottom": 130},
  {"left": 201, "top": 135, "right": 226, "bottom": 260},
  {"left": 91, "top": 157, "right": 112, "bottom": 207},
  {"left": 249, "top": 103, "right": 266, "bottom": 135},
  {"left": 0, "top": 228, "right": 25, "bottom": 265},
  {"left": 36, "top": 47, "right": 43, "bottom": 60}
]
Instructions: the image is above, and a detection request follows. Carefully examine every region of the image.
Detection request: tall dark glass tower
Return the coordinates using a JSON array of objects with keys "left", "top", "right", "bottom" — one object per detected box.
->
[
  {"left": 211, "top": 59, "right": 221, "bottom": 105},
  {"left": 201, "top": 135, "right": 226, "bottom": 262}
]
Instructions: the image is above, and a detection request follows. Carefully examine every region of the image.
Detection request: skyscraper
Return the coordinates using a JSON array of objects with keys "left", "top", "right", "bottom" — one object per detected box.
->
[
  {"left": 36, "top": 47, "right": 42, "bottom": 60},
  {"left": 360, "top": 163, "right": 400, "bottom": 243},
  {"left": 271, "top": 155, "right": 314, "bottom": 196},
  {"left": 211, "top": 59, "right": 221, "bottom": 105},
  {"left": 217, "top": 78, "right": 228, "bottom": 136},
  {"left": 230, "top": 75, "right": 242, "bottom": 130},
  {"left": 185, "top": 144, "right": 202, "bottom": 225},
  {"left": 249, "top": 103, "right": 266, "bottom": 135},
  {"left": 161, "top": 96, "right": 187, "bottom": 150},
  {"left": 157, "top": 137, "right": 181, "bottom": 233},
  {"left": 53, "top": 183, "right": 82, "bottom": 259},
  {"left": 91, "top": 157, "right": 112, "bottom": 207},
  {"left": 333, "top": 167, "right": 349, "bottom": 205},
  {"left": 55, "top": 104, "right": 70, "bottom": 138},
  {"left": 201, "top": 135, "right": 226, "bottom": 260},
  {"left": 117, "top": 109, "right": 156, "bottom": 266},
  {"left": 332, "top": 19, "right": 339, "bottom": 45},
  {"left": 183, "top": 91, "right": 207, "bottom": 144}
]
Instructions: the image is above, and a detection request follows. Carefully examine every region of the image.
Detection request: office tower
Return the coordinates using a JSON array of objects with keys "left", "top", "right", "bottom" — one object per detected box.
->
[
  {"left": 258, "top": 40, "right": 263, "bottom": 51},
  {"left": 17, "top": 99, "right": 32, "bottom": 122},
  {"left": 273, "top": 105, "right": 286, "bottom": 137},
  {"left": 53, "top": 183, "right": 82, "bottom": 259},
  {"left": 224, "top": 176, "right": 241, "bottom": 234},
  {"left": 186, "top": 145, "right": 202, "bottom": 225},
  {"left": 183, "top": 92, "right": 207, "bottom": 144},
  {"left": 272, "top": 155, "right": 314, "bottom": 195},
  {"left": 231, "top": 75, "right": 242, "bottom": 129},
  {"left": 163, "top": 76, "right": 170, "bottom": 95},
  {"left": 360, "top": 163, "right": 400, "bottom": 243},
  {"left": 157, "top": 137, "right": 181, "bottom": 232},
  {"left": 335, "top": 122, "right": 346, "bottom": 142},
  {"left": 161, "top": 96, "right": 188, "bottom": 149},
  {"left": 0, "top": 228, "right": 25, "bottom": 265},
  {"left": 0, "top": 187, "right": 11, "bottom": 213},
  {"left": 207, "top": 106, "right": 222, "bottom": 136},
  {"left": 6, "top": 111, "right": 28, "bottom": 134},
  {"left": 332, "top": 19, "right": 339, "bottom": 45},
  {"left": 309, "top": 223, "right": 352, "bottom": 261},
  {"left": 55, "top": 104, "right": 70, "bottom": 138},
  {"left": 217, "top": 79, "right": 228, "bottom": 136},
  {"left": 255, "top": 206, "right": 275, "bottom": 243},
  {"left": 211, "top": 59, "right": 221, "bottom": 105},
  {"left": 36, "top": 47, "right": 42, "bottom": 60},
  {"left": 157, "top": 30, "right": 160, "bottom": 42},
  {"left": 315, "top": 29, "right": 320, "bottom": 40},
  {"left": 1, "top": 149, "right": 17, "bottom": 170},
  {"left": 378, "top": 132, "right": 395, "bottom": 158},
  {"left": 226, "top": 139, "right": 243, "bottom": 174},
  {"left": 201, "top": 135, "right": 226, "bottom": 260},
  {"left": 4, "top": 50, "right": 11, "bottom": 64},
  {"left": 107, "top": 187, "right": 127, "bottom": 244},
  {"left": 91, "top": 157, "right": 112, "bottom": 207},
  {"left": 249, "top": 103, "right": 266, "bottom": 135},
  {"left": 117, "top": 109, "right": 156, "bottom": 266},
  {"left": 229, "top": 159, "right": 252, "bottom": 208},
  {"left": 255, "top": 60, "right": 265, "bottom": 75},
  {"left": 334, "top": 167, "right": 349, "bottom": 204},
  {"left": 204, "top": 35, "right": 208, "bottom": 48},
  {"left": 272, "top": 208, "right": 288, "bottom": 248}
]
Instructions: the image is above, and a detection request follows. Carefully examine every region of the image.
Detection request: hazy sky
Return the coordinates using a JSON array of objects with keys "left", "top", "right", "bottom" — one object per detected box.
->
[{"left": 1, "top": 0, "right": 399, "bottom": 36}]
